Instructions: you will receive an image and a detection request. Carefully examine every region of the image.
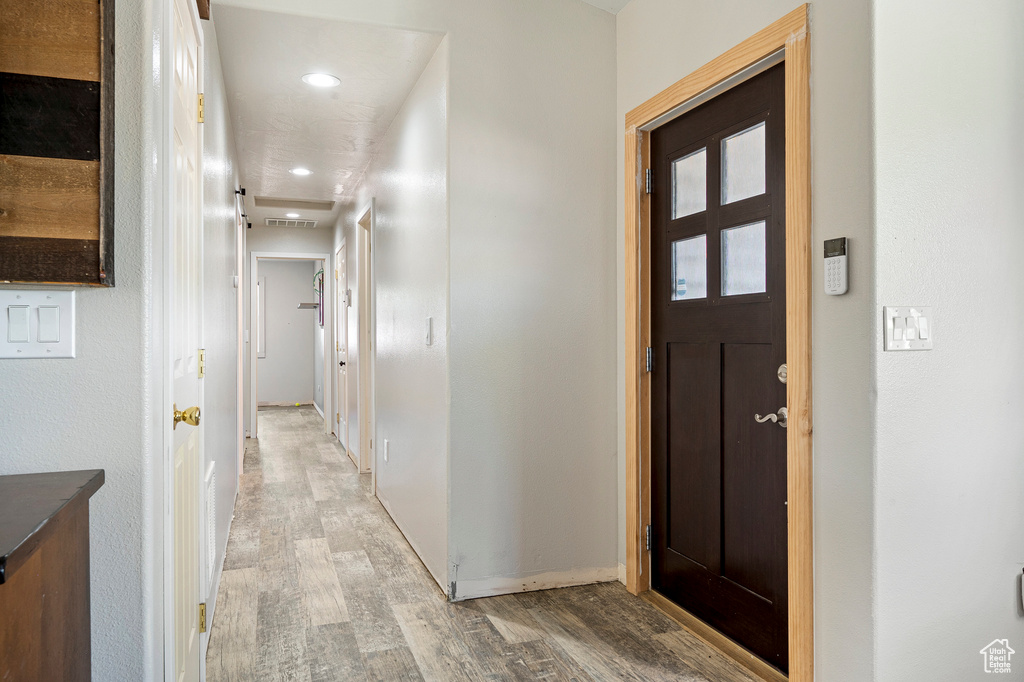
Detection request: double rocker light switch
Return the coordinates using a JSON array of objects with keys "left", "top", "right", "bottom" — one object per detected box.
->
[{"left": 0, "top": 290, "right": 76, "bottom": 358}]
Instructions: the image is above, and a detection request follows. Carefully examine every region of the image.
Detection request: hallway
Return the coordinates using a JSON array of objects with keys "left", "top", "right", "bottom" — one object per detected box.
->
[{"left": 206, "top": 407, "right": 757, "bottom": 681}]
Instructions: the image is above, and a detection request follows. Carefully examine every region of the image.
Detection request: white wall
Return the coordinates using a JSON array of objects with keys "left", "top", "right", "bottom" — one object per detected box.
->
[
  {"left": 617, "top": 2, "right": 876, "bottom": 679},
  {"left": 312, "top": 261, "right": 325, "bottom": 413},
  {"left": 873, "top": 1, "right": 1024, "bottom": 679},
  {"left": 240, "top": 0, "right": 622, "bottom": 599},
  {"left": 257, "top": 259, "right": 316, "bottom": 405},
  {"left": 200, "top": 18, "right": 243, "bottom": 647},
  {"left": 444, "top": 1, "right": 617, "bottom": 599},
  {"left": 340, "top": 38, "right": 450, "bottom": 587}
]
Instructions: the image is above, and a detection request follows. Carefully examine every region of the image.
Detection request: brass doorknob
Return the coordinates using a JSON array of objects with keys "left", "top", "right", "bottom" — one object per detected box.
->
[{"left": 173, "top": 403, "right": 201, "bottom": 429}]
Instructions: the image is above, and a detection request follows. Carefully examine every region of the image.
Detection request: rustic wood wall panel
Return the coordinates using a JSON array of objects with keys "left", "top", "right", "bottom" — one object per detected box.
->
[
  {"left": 0, "top": 0, "right": 101, "bottom": 82},
  {"left": 0, "top": 0, "right": 114, "bottom": 286},
  {"left": 0, "top": 156, "right": 100, "bottom": 240}
]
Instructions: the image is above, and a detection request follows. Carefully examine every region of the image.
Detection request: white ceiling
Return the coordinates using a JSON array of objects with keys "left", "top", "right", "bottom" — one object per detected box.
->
[
  {"left": 581, "top": 0, "right": 631, "bottom": 13},
  {"left": 212, "top": 6, "right": 443, "bottom": 228}
]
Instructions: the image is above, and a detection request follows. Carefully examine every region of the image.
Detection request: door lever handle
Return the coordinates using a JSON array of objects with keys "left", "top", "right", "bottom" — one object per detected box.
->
[{"left": 754, "top": 406, "right": 787, "bottom": 428}]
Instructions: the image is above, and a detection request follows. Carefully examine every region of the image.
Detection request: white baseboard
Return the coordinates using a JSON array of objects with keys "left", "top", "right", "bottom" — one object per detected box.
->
[
  {"left": 312, "top": 401, "right": 324, "bottom": 419},
  {"left": 452, "top": 566, "right": 620, "bottom": 601},
  {"left": 257, "top": 401, "right": 313, "bottom": 407},
  {"left": 618, "top": 562, "right": 627, "bottom": 585}
]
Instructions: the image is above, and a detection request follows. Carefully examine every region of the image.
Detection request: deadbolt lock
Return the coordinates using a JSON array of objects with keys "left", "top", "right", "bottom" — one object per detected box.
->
[{"left": 777, "top": 363, "right": 788, "bottom": 384}]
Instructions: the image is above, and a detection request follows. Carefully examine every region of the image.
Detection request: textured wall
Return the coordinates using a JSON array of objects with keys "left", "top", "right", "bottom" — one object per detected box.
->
[
  {"left": 873, "top": 1, "right": 1024, "bottom": 678},
  {"left": 201, "top": 21, "right": 242, "bottom": 654},
  {"left": 0, "top": 0, "right": 156, "bottom": 678},
  {"left": 617, "top": 2, "right": 876, "bottom": 679},
  {"left": 257, "top": 259, "right": 316, "bottom": 405},
  {"left": 342, "top": 38, "right": 450, "bottom": 587}
]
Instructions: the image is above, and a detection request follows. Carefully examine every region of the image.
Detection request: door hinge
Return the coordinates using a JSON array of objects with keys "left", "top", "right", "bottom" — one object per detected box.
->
[
  {"left": 645, "top": 168, "right": 652, "bottom": 195},
  {"left": 336, "top": 412, "right": 340, "bottom": 422},
  {"left": 198, "top": 348, "right": 206, "bottom": 378},
  {"left": 645, "top": 347, "right": 653, "bottom": 373},
  {"left": 198, "top": 602, "right": 207, "bottom": 633},
  {"left": 197, "top": 93, "right": 205, "bottom": 123},
  {"left": 645, "top": 524, "right": 652, "bottom": 552}
]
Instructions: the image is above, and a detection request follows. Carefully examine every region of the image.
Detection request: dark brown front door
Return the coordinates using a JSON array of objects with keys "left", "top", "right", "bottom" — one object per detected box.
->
[{"left": 650, "top": 63, "right": 788, "bottom": 672}]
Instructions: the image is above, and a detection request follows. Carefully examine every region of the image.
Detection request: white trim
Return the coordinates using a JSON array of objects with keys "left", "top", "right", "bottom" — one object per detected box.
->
[
  {"left": 235, "top": 193, "right": 246, "bottom": 484},
  {"left": 452, "top": 567, "right": 620, "bottom": 602},
  {"left": 334, "top": 240, "right": 348, "bottom": 453},
  {"left": 356, "top": 200, "right": 376, "bottom": 478},
  {"left": 158, "top": 0, "right": 174, "bottom": 673},
  {"left": 144, "top": 0, "right": 168, "bottom": 674},
  {"left": 248, "top": 251, "right": 333, "bottom": 439},
  {"left": 312, "top": 400, "right": 325, "bottom": 418}
]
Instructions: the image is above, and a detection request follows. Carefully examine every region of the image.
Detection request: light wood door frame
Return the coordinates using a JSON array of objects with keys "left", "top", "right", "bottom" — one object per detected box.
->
[{"left": 624, "top": 5, "right": 812, "bottom": 680}]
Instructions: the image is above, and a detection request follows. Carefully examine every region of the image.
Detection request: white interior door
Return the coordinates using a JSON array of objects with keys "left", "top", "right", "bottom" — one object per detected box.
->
[
  {"left": 171, "top": 0, "right": 203, "bottom": 679},
  {"left": 335, "top": 245, "right": 348, "bottom": 451}
]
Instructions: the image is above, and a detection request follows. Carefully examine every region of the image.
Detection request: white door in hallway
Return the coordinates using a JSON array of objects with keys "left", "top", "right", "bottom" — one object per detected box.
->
[
  {"left": 335, "top": 243, "right": 349, "bottom": 453},
  {"left": 170, "top": 0, "right": 204, "bottom": 679}
]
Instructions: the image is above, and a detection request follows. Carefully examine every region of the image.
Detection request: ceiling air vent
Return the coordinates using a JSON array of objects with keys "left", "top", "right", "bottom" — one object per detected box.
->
[{"left": 266, "top": 218, "right": 319, "bottom": 228}]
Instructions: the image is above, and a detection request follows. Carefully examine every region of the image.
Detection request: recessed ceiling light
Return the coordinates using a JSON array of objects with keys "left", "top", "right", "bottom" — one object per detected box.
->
[
  {"left": 285, "top": 212, "right": 300, "bottom": 218},
  {"left": 289, "top": 167, "right": 312, "bottom": 176},
  {"left": 302, "top": 73, "right": 341, "bottom": 88}
]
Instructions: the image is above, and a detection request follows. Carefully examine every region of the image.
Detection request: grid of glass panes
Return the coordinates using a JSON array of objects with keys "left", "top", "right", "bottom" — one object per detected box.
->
[{"left": 669, "top": 121, "right": 768, "bottom": 300}]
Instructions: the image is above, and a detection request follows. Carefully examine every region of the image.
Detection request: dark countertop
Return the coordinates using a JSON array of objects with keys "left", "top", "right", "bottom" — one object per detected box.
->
[{"left": 0, "top": 469, "right": 104, "bottom": 584}]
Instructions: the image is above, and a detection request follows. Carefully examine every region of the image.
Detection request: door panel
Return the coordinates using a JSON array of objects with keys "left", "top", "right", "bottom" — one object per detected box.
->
[
  {"left": 171, "top": 0, "right": 202, "bottom": 679},
  {"left": 651, "top": 63, "right": 787, "bottom": 672},
  {"left": 721, "top": 342, "right": 785, "bottom": 602},
  {"left": 665, "top": 341, "right": 719, "bottom": 571}
]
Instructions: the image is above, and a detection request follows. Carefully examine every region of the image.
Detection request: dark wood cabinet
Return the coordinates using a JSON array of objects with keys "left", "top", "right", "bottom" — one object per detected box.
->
[{"left": 0, "top": 469, "right": 104, "bottom": 682}]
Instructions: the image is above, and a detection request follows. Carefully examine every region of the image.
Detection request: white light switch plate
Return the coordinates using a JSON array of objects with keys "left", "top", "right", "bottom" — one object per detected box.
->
[
  {"left": 0, "top": 290, "right": 76, "bottom": 358},
  {"left": 884, "top": 306, "right": 933, "bottom": 351}
]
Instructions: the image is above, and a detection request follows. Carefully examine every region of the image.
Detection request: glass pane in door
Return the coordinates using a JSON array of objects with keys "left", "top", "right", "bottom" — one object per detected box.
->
[
  {"left": 721, "top": 122, "right": 765, "bottom": 204},
  {"left": 671, "top": 234, "right": 707, "bottom": 300},
  {"left": 721, "top": 221, "right": 766, "bottom": 296}
]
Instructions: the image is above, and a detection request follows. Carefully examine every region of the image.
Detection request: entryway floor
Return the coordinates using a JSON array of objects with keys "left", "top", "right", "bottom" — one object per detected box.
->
[{"left": 206, "top": 406, "right": 757, "bottom": 681}]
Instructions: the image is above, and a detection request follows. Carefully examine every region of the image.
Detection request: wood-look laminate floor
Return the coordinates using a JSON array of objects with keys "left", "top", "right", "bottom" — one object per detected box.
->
[{"left": 207, "top": 406, "right": 757, "bottom": 682}]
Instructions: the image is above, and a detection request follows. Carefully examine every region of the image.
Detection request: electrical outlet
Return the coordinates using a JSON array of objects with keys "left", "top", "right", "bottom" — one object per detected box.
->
[{"left": 383, "top": 439, "right": 389, "bottom": 462}]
